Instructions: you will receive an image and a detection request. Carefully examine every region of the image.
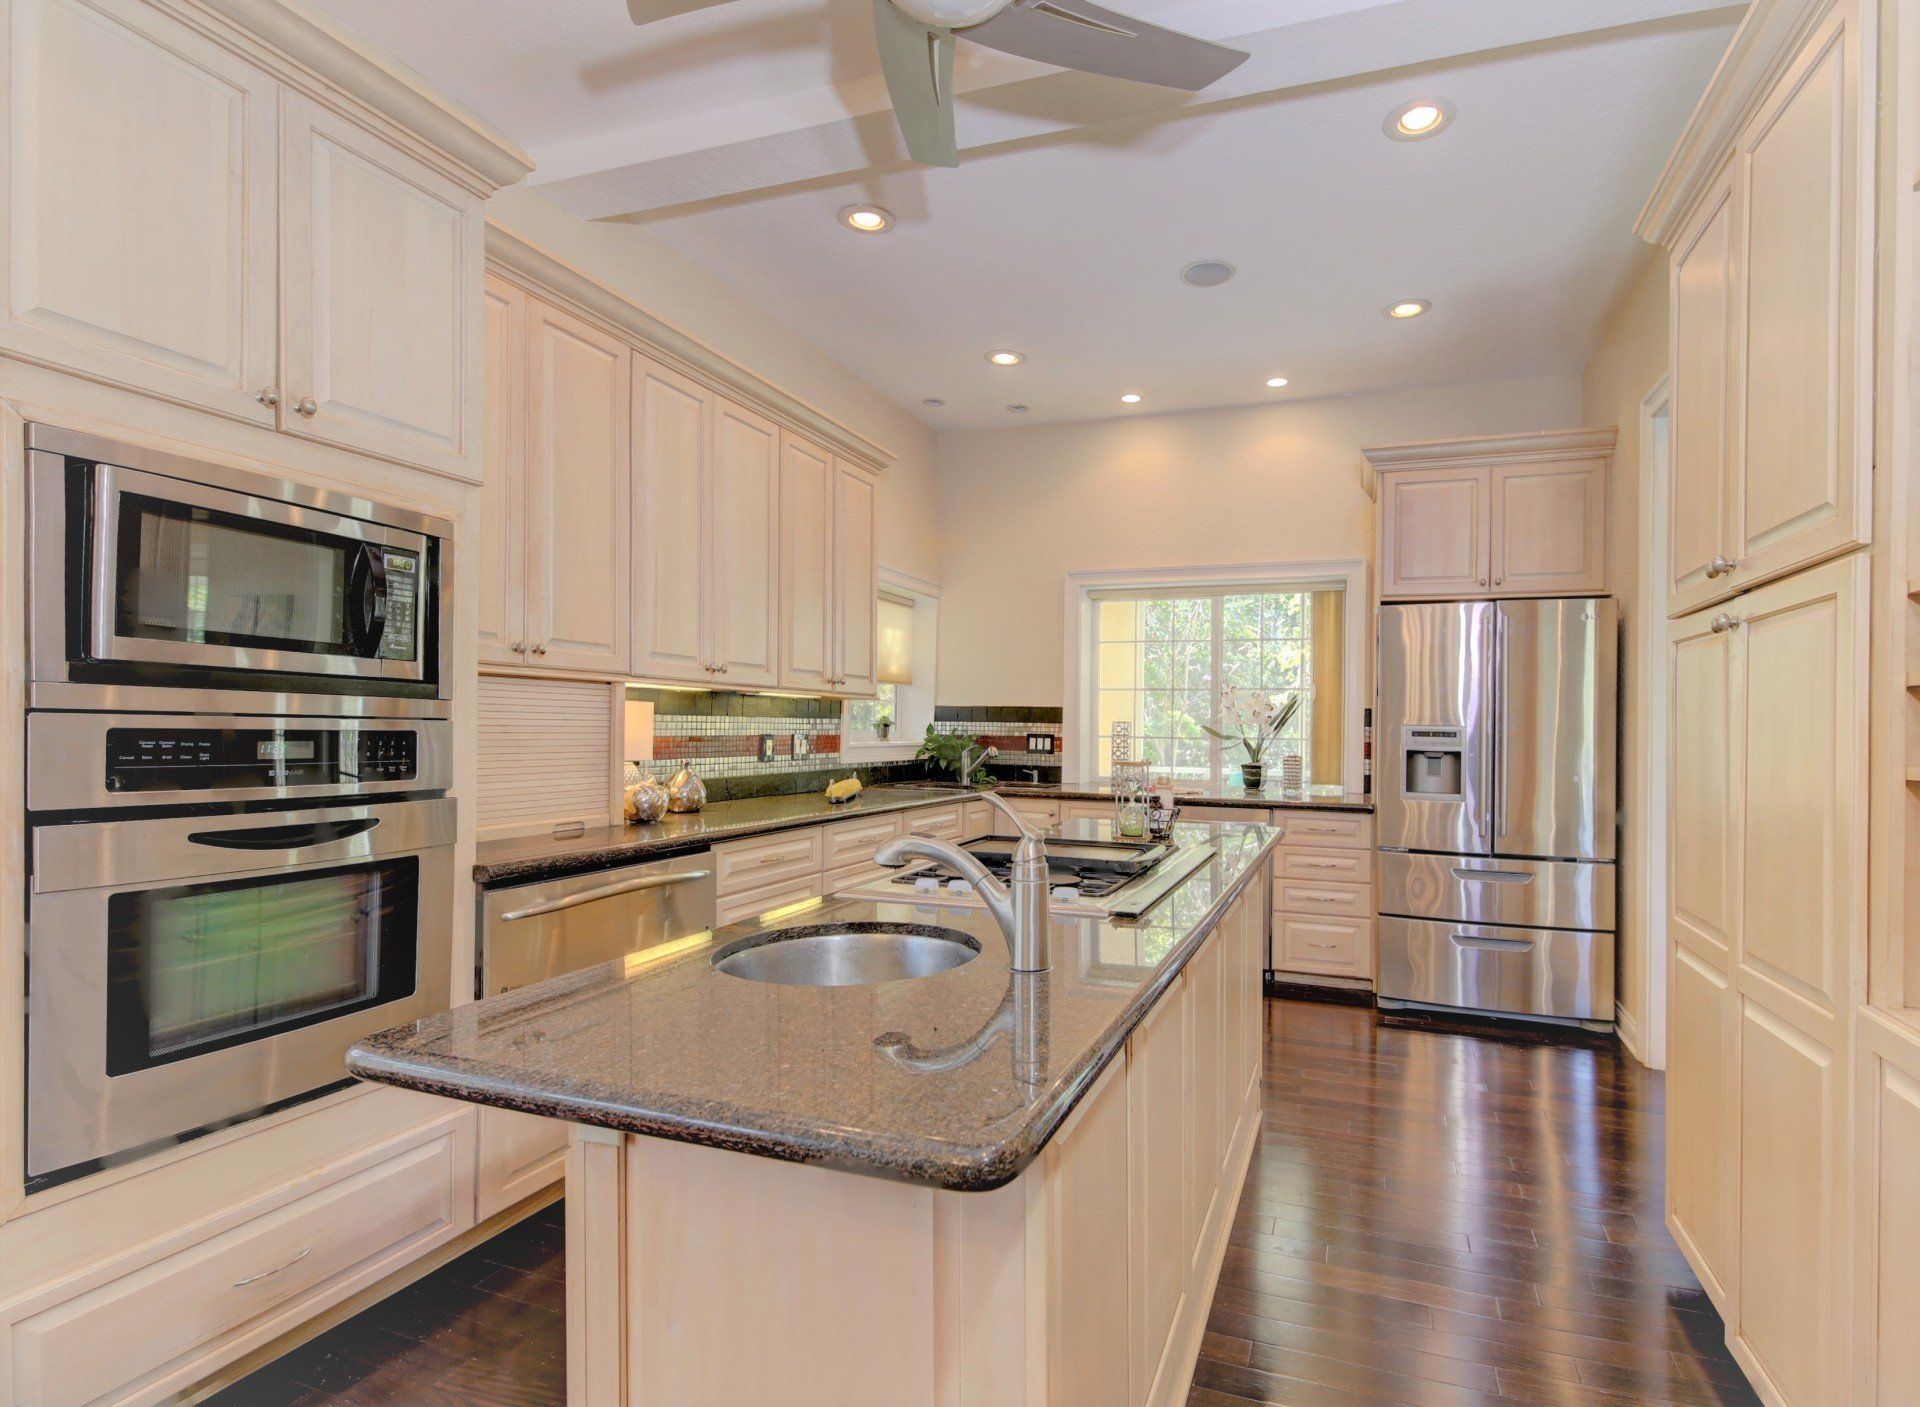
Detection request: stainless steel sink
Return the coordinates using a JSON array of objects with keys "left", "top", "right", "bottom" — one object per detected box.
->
[{"left": 712, "top": 924, "right": 980, "bottom": 987}]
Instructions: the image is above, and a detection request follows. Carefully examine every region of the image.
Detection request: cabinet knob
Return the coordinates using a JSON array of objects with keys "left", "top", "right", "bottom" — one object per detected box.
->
[
  {"left": 1709, "top": 613, "right": 1742, "bottom": 634},
  {"left": 1705, "top": 555, "right": 1737, "bottom": 578},
  {"left": 293, "top": 396, "right": 319, "bottom": 418},
  {"left": 532, "top": 641, "right": 549, "bottom": 656},
  {"left": 716, "top": 664, "right": 729, "bottom": 675},
  {"left": 255, "top": 386, "right": 280, "bottom": 408},
  {"left": 512, "top": 640, "right": 528, "bottom": 654}
]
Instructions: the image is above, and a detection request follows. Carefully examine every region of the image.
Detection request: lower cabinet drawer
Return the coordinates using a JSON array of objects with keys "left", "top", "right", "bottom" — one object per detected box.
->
[
  {"left": 714, "top": 874, "right": 823, "bottom": 925},
  {"left": 1275, "top": 847, "right": 1369, "bottom": 885},
  {"left": 820, "top": 814, "right": 901, "bottom": 870},
  {"left": 1376, "top": 916, "right": 1614, "bottom": 1021},
  {"left": 1278, "top": 812, "right": 1371, "bottom": 850},
  {"left": 8, "top": 1121, "right": 469, "bottom": 1407},
  {"left": 715, "top": 829, "right": 822, "bottom": 894},
  {"left": 1274, "top": 879, "right": 1371, "bottom": 920},
  {"left": 1273, "top": 914, "right": 1372, "bottom": 977},
  {"left": 897, "top": 804, "right": 962, "bottom": 843}
]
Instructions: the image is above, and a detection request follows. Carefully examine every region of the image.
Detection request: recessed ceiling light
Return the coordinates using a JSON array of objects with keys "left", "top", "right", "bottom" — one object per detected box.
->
[
  {"left": 1181, "top": 260, "right": 1236, "bottom": 288},
  {"left": 922, "top": 397, "right": 945, "bottom": 407},
  {"left": 1385, "top": 299, "right": 1431, "bottom": 320},
  {"left": 1120, "top": 393, "right": 1142, "bottom": 404},
  {"left": 1265, "top": 376, "right": 1289, "bottom": 389},
  {"left": 1385, "top": 99, "right": 1453, "bottom": 141},
  {"left": 837, "top": 203, "right": 894, "bottom": 233},
  {"left": 1007, "top": 404, "right": 1029, "bottom": 414},
  {"left": 986, "top": 349, "right": 1024, "bottom": 367}
]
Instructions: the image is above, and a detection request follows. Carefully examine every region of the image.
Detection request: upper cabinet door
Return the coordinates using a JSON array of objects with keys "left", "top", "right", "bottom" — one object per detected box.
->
[
  {"left": 1489, "top": 458, "right": 1608, "bottom": 595},
  {"left": 631, "top": 357, "right": 714, "bottom": 684},
  {"left": 477, "top": 275, "right": 528, "bottom": 668},
  {"left": 1731, "top": 2, "right": 1866, "bottom": 591},
  {"left": 279, "top": 93, "right": 480, "bottom": 480},
  {"left": 1378, "top": 466, "right": 1490, "bottom": 599},
  {"left": 525, "top": 298, "right": 630, "bottom": 675},
  {"left": 832, "top": 461, "right": 878, "bottom": 697},
  {"left": 778, "top": 434, "right": 835, "bottom": 693},
  {"left": 0, "top": 0, "right": 278, "bottom": 423},
  {"left": 710, "top": 398, "right": 782, "bottom": 689},
  {"left": 1668, "top": 164, "right": 1738, "bottom": 616}
]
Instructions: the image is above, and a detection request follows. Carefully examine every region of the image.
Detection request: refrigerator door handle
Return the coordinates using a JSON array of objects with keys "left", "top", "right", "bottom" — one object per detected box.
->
[
  {"left": 1450, "top": 866, "right": 1534, "bottom": 885},
  {"left": 1450, "top": 933, "right": 1534, "bottom": 953},
  {"left": 1485, "top": 607, "right": 1502, "bottom": 846}
]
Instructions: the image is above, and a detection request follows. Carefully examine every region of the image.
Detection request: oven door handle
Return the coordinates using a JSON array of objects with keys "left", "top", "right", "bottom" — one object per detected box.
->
[
  {"left": 346, "top": 543, "right": 389, "bottom": 659},
  {"left": 186, "top": 817, "right": 381, "bottom": 851}
]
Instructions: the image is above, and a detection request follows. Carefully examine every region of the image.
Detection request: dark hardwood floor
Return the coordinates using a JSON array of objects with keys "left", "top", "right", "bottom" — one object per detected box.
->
[{"left": 208, "top": 997, "right": 1758, "bottom": 1407}]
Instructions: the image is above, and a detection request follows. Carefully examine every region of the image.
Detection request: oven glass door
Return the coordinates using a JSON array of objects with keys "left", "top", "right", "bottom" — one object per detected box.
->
[
  {"left": 90, "top": 464, "right": 427, "bottom": 682},
  {"left": 106, "top": 858, "right": 420, "bottom": 1075}
]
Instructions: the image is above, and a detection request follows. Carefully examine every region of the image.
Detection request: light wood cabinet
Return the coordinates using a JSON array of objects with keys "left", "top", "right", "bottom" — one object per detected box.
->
[
  {"left": 0, "top": 0, "right": 280, "bottom": 426},
  {"left": 480, "top": 280, "right": 632, "bottom": 675},
  {"left": 832, "top": 460, "right": 879, "bottom": 695},
  {"left": 524, "top": 298, "right": 631, "bottom": 675},
  {"left": 0, "top": 0, "right": 506, "bottom": 480},
  {"left": 1367, "top": 431, "right": 1613, "bottom": 601},
  {"left": 774, "top": 434, "right": 879, "bottom": 696},
  {"left": 475, "top": 1107, "right": 566, "bottom": 1224},
  {"left": 710, "top": 400, "right": 782, "bottom": 688},
  {"left": 1664, "top": 553, "right": 1866, "bottom": 1405},
  {"left": 1658, "top": 0, "right": 1869, "bottom": 617}
]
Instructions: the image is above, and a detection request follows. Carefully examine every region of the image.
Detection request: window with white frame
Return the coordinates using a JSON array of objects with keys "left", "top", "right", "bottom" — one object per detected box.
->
[
  {"left": 845, "top": 587, "right": 936, "bottom": 748},
  {"left": 1088, "top": 584, "right": 1347, "bottom": 788}
]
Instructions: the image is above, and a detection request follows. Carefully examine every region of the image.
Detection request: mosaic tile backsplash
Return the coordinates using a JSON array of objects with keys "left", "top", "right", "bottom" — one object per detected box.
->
[{"left": 933, "top": 705, "right": 1064, "bottom": 783}]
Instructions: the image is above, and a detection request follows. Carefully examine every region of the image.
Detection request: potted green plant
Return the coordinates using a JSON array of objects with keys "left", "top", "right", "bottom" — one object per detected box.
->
[
  {"left": 874, "top": 708, "right": 894, "bottom": 741},
  {"left": 1200, "top": 687, "right": 1300, "bottom": 791},
  {"left": 916, "top": 725, "right": 993, "bottom": 784}
]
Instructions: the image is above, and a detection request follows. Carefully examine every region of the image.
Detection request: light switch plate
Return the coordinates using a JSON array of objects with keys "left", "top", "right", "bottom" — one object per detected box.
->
[
  {"left": 792, "top": 732, "right": 811, "bottom": 759},
  {"left": 759, "top": 735, "right": 776, "bottom": 762}
]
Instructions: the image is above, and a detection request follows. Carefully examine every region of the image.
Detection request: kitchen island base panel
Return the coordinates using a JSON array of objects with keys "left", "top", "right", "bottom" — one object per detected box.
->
[{"left": 561, "top": 884, "right": 1265, "bottom": 1407}]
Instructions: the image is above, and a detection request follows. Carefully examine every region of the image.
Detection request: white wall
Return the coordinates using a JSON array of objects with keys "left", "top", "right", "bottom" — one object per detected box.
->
[
  {"left": 1580, "top": 249, "right": 1670, "bottom": 1063},
  {"left": 932, "top": 374, "right": 1585, "bottom": 703},
  {"left": 486, "top": 187, "right": 942, "bottom": 585}
]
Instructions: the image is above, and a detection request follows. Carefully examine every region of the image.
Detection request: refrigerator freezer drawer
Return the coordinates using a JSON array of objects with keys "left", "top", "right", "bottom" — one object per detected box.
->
[
  {"left": 1375, "top": 852, "right": 1615, "bottom": 932},
  {"left": 1376, "top": 917, "right": 1615, "bottom": 1021}
]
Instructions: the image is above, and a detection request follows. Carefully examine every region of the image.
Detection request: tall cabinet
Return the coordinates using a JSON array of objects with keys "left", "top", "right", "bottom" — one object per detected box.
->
[
  {"left": 778, "top": 434, "right": 878, "bottom": 696},
  {"left": 1641, "top": 2, "right": 1879, "bottom": 1404}
]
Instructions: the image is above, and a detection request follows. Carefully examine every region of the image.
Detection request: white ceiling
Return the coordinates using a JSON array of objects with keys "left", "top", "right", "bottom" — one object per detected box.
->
[{"left": 312, "top": 0, "right": 1744, "bottom": 428}]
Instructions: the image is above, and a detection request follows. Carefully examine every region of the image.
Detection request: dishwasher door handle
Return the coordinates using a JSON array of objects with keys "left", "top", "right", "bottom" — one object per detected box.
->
[{"left": 498, "top": 869, "right": 713, "bottom": 923}]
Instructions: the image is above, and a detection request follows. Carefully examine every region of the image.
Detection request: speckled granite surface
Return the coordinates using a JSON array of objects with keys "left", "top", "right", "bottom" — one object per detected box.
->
[
  {"left": 473, "top": 785, "right": 975, "bottom": 887},
  {"left": 995, "top": 780, "right": 1373, "bottom": 812},
  {"left": 475, "top": 779, "right": 1364, "bottom": 888},
  {"left": 352, "top": 819, "right": 1280, "bottom": 1191}
]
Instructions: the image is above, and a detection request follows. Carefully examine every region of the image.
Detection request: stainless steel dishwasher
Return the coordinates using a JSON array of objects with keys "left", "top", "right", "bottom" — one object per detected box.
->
[{"left": 478, "top": 849, "right": 717, "bottom": 999}]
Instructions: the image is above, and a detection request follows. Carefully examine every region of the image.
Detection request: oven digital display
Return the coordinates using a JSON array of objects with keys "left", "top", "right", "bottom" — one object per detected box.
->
[{"left": 257, "top": 739, "right": 317, "bottom": 762}]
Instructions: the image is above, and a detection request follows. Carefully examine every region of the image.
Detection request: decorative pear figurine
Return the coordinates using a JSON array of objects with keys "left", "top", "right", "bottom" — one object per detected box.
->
[
  {"left": 624, "top": 774, "right": 669, "bottom": 824},
  {"left": 666, "top": 766, "right": 707, "bottom": 813}
]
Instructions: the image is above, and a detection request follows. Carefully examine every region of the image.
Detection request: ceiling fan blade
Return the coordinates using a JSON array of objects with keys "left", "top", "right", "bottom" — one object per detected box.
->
[
  {"left": 626, "top": 0, "right": 739, "bottom": 24},
  {"left": 961, "top": 0, "right": 1247, "bottom": 90},
  {"left": 873, "top": 0, "right": 959, "bottom": 167}
]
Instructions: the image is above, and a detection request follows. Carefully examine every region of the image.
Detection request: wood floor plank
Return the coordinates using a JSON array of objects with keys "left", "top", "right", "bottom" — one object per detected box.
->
[{"left": 207, "top": 997, "right": 1757, "bottom": 1407}]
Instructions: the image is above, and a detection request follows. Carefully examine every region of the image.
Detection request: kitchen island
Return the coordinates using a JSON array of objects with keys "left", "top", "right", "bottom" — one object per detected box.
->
[{"left": 349, "top": 817, "right": 1279, "bottom": 1407}]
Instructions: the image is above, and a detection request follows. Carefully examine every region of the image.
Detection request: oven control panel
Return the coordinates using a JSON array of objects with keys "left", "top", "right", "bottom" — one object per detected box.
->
[{"left": 103, "top": 726, "right": 418, "bottom": 793}]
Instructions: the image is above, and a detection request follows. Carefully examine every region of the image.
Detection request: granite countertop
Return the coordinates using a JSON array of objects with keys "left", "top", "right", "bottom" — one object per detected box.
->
[
  {"left": 473, "top": 784, "right": 975, "bottom": 887},
  {"left": 351, "top": 819, "right": 1281, "bottom": 1192},
  {"left": 995, "top": 780, "right": 1373, "bottom": 812}
]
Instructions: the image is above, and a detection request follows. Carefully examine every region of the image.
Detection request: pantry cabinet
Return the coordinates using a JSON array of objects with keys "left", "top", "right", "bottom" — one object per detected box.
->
[
  {"left": 1659, "top": 0, "right": 1869, "bottom": 617},
  {"left": 0, "top": 0, "right": 508, "bottom": 480},
  {"left": 1664, "top": 553, "right": 1865, "bottom": 1405},
  {"left": 630, "top": 359, "right": 782, "bottom": 687},
  {"left": 1367, "top": 431, "right": 1612, "bottom": 601},
  {"left": 480, "top": 274, "right": 631, "bottom": 675},
  {"left": 778, "top": 433, "right": 879, "bottom": 697}
]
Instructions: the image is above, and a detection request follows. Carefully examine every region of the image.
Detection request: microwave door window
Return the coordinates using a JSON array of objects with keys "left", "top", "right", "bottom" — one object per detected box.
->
[
  {"left": 116, "top": 494, "right": 352, "bottom": 656},
  {"left": 105, "top": 859, "right": 420, "bottom": 1074}
]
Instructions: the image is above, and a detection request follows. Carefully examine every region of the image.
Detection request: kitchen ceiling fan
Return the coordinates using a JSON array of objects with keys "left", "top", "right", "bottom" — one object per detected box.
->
[{"left": 624, "top": 0, "right": 1249, "bottom": 167}]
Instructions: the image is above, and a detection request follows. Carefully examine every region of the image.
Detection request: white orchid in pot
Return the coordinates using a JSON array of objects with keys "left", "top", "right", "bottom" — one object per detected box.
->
[{"left": 1201, "top": 687, "right": 1301, "bottom": 791}]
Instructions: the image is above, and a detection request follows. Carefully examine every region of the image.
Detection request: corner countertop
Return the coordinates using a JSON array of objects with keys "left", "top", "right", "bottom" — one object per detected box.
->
[
  {"left": 352, "top": 819, "right": 1280, "bottom": 1192},
  {"left": 994, "top": 780, "right": 1373, "bottom": 813}
]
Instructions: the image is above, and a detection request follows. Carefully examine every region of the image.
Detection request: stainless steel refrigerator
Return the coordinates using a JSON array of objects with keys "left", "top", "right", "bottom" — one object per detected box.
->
[{"left": 1374, "top": 597, "right": 1617, "bottom": 1027}]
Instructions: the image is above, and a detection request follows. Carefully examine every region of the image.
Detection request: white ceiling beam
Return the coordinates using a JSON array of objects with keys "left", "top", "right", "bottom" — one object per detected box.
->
[{"left": 527, "top": 0, "right": 1744, "bottom": 219}]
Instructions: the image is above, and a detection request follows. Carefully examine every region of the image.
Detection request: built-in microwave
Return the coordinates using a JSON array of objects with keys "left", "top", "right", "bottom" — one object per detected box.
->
[{"left": 27, "top": 424, "right": 450, "bottom": 714}]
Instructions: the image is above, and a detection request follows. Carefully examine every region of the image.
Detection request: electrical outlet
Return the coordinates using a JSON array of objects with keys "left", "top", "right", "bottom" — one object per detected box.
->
[
  {"left": 792, "top": 732, "right": 811, "bottom": 760},
  {"left": 759, "top": 734, "right": 776, "bottom": 763}
]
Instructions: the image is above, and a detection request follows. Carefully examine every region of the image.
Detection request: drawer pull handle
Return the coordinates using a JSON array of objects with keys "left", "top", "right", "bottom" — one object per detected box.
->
[
  {"left": 1450, "top": 933, "right": 1533, "bottom": 953},
  {"left": 1307, "top": 941, "right": 1339, "bottom": 951},
  {"left": 1297, "top": 894, "right": 1341, "bottom": 904},
  {"left": 233, "top": 1247, "right": 312, "bottom": 1287},
  {"left": 1450, "top": 867, "right": 1534, "bottom": 885}
]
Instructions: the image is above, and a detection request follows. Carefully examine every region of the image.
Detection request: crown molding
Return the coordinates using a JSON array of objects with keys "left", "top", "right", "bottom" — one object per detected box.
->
[
  {"left": 1634, "top": 0, "right": 1842, "bottom": 247},
  {"left": 486, "top": 224, "right": 894, "bottom": 475},
  {"left": 1361, "top": 427, "right": 1618, "bottom": 473},
  {"left": 187, "top": 0, "right": 533, "bottom": 193}
]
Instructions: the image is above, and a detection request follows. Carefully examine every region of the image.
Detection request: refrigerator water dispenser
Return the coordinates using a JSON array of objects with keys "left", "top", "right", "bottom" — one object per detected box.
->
[{"left": 1402, "top": 726, "right": 1465, "bottom": 800}]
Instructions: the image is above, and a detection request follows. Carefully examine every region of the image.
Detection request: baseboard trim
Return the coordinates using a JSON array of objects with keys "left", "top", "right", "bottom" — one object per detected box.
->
[
  {"left": 1265, "top": 975, "right": 1375, "bottom": 1007},
  {"left": 1615, "top": 1001, "right": 1646, "bottom": 1064}
]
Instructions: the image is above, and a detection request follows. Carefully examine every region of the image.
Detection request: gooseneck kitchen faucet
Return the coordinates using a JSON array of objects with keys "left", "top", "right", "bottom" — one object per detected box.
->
[{"left": 875, "top": 791, "right": 1051, "bottom": 971}]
